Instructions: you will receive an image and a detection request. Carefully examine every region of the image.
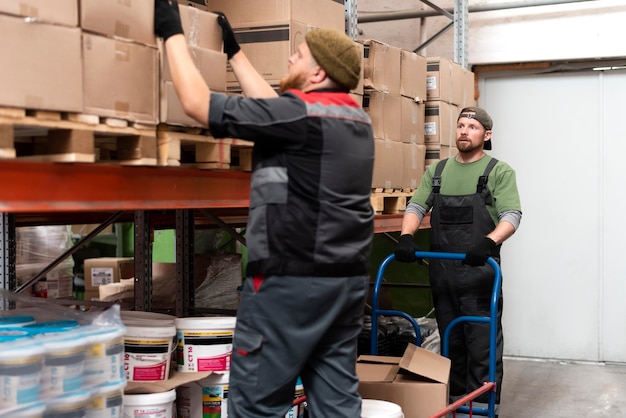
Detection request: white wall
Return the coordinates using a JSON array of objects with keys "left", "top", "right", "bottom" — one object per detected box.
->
[
  {"left": 469, "top": 1, "right": 626, "bottom": 65},
  {"left": 478, "top": 67, "right": 626, "bottom": 363}
]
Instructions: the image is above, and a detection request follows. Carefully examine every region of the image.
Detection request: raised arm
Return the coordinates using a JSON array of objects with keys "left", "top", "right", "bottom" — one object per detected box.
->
[
  {"left": 155, "top": 0, "right": 210, "bottom": 126},
  {"left": 216, "top": 13, "right": 279, "bottom": 99}
]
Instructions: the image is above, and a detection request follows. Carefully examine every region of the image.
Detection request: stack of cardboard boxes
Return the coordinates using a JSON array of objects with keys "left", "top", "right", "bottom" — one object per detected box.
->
[
  {"left": 424, "top": 57, "right": 475, "bottom": 166},
  {"left": 361, "top": 40, "right": 428, "bottom": 190},
  {"left": 0, "top": 0, "right": 476, "bottom": 187}
]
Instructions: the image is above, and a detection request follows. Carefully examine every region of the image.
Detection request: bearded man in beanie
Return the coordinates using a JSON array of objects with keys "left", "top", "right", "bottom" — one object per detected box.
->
[
  {"left": 155, "top": 2, "right": 374, "bottom": 417},
  {"left": 394, "top": 106, "right": 522, "bottom": 417}
]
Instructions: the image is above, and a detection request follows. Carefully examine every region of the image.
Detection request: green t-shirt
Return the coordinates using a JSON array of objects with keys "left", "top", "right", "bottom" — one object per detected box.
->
[{"left": 410, "top": 155, "right": 522, "bottom": 225}]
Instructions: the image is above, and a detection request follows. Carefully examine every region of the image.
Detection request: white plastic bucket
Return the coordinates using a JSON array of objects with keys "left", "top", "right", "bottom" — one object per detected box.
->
[
  {"left": 123, "top": 323, "right": 177, "bottom": 382},
  {"left": 0, "top": 336, "right": 45, "bottom": 410},
  {"left": 123, "top": 389, "right": 176, "bottom": 418},
  {"left": 175, "top": 373, "right": 304, "bottom": 418},
  {"left": 176, "top": 372, "right": 230, "bottom": 418},
  {"left": 174, "top": 317, "right": 236, "bottom": 372},
  {"left": 361, "top": 399, "right": 404, "bottom": 418},
  {"left": 43, "top": 388, "right": 91, "bottom": 418},
  {"left": 286, "top": 377, "right": 305, "bottom": 418},
  {"left": 83, "top": 325, "right": 126, "bottom": 386},
  {"left": 87, "top": 380, "right": 126, "bottom": 418},
  {"left": 30, "top": 327, "right": 87, "bottom": 398}
]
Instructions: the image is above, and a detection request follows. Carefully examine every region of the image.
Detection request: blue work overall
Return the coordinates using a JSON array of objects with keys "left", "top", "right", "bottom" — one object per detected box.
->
[{"left": 427, "top": 158, "right": 503, "bottom": 407}]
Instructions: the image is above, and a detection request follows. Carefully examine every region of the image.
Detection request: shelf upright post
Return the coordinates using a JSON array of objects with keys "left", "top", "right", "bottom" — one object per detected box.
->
[
  {"left": 134, "top": 211, "right": 153, "bottom": 312},
  {"left": 345, "top": 0, "right": 358, "bottom": 39},
  {"left": 175, "top": 209, "right": 194, "bottom": 317},
  {"left": 0, "top": 213, "right": 16, "bottom": 310},
  {"left": 454, "top": 0, "right": 469, "bottom": 69}
]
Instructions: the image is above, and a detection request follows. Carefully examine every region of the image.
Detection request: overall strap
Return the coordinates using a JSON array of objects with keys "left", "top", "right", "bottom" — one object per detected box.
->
[
  {"left": 476, "top": 157, "right": 499, "bottom": 204},
  {"left": 425, "top": 158, "right": 449, "bottom": 207}
]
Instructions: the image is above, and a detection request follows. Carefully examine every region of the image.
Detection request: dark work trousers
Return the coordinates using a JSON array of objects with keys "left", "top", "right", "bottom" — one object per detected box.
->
[
  {"left": 429, "top": 191, "right": 504, "bottom": 407},
  {"left": 228, "top": 274, "right": 369, "bottom": 418}
]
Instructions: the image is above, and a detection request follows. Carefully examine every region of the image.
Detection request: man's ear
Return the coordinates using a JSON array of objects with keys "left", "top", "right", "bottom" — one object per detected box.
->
[{"left": 312, "top": 66, "right": 326, "bottom": 84}]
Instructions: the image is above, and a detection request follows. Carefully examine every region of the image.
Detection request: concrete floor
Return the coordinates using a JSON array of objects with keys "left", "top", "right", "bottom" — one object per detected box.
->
[{"left": 499, "top": 357, "right": 626, "bottom": 417}]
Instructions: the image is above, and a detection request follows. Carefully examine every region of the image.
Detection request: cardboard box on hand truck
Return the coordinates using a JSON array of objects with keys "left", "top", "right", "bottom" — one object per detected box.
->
[{"left": 357, "top": 343, "right": 451, "bottom": 418}]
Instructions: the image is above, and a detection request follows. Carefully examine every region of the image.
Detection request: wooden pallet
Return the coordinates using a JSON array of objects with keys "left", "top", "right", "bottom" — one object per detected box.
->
[
  {"left": 157, "top": 124, "right": 253, "bottom": 170},
  {"left": 0, "top": 107, "right": 157, "bottom": 165},
  {"left": 371, "top": 188, "right": 416, "bottom": 214}
]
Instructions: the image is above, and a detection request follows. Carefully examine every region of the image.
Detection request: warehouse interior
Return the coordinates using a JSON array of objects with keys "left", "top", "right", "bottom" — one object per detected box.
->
[{"left": 1, "top": 0, "right": 626, "bottom": 417}]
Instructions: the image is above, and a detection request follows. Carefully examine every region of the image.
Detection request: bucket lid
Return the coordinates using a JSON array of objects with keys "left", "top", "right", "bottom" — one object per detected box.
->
[
  {"left": 25, "top": 320, "right": 80, "bottom": 331},
  {"left": 125, "top": 323, "right": 177, "bottom": 338},
  {"left": 0, "top": 327, "right": 32, "bottom": 341},
  {"left": 82, "top": 324, "right": 127, "bottom": 343},
  {"left": 123, "top": 389, "right": 176, "bottom": 406},
  {"left": 0, "top": 337, "right": 45, "bottom": 360},
  {"left": 0, "top": 315, "right": 35, "bottom": 327},
  {"left": 46, "top": 388, "right": 91, "bottom": 408},
  {"left": 90, "top": 380, "right": 127, "bottom": 397},
  {"left": 120, "top": 311, "right": 176, "bottom": 325},
  {"left": 174, "top": 316, "right": 237, "bottom": 330},
  {"left": 361, "top": 399, "right": 403, "bottom": 418}
]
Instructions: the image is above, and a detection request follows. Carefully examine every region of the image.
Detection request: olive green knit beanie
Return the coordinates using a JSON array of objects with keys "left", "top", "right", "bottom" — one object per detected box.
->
[{"left": 305, "top": 28, "right": 361, "bottom": 90}]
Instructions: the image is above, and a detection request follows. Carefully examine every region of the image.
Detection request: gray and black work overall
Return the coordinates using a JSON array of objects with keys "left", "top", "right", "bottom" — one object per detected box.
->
[{"left": 427, "top": 158, "right": 503, "bottom": 407}]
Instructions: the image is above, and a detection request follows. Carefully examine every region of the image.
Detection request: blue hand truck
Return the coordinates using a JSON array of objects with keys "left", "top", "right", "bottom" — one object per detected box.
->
[{"left": 370, "top": 251, "right": 502, "bottom": 418}]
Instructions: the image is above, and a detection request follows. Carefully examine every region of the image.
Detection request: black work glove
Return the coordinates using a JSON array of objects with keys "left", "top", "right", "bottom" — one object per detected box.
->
[
  {"left": 463, "top": 237, "right": 497, "bottom": 267},
  {"left": 155, "top": 0, "right": 183, "bottom": 41},
  {"left": 394, "top": 234, "right": 420, "bottom": 263},
  {"left": 215, "top": 12, "right": 241, "bottom": 59}
]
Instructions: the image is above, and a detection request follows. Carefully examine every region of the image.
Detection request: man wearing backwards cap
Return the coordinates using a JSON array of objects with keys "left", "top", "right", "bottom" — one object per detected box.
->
[
  {"left": 154, "top": 2, "right": 374, "bottom": 417},
  {"left": 394, "top": 106, "right": 522, "bottom": 416}
]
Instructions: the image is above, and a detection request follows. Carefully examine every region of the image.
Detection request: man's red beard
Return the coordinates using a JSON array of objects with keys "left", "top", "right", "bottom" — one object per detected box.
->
[
  {"left": 456, "top": 137, "right": 479, "bottom": 153},
  {"left": 279, "top": 71, "right": 308, "bottom": 92}
]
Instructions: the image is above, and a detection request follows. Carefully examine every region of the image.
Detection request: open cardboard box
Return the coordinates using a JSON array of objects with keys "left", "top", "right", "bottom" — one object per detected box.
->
[
  {"left": 125, "top": 370, "right": 213, "bottom": 394},
  {"left": 357, "top": 343, "right": 451, "bottom": 418}
]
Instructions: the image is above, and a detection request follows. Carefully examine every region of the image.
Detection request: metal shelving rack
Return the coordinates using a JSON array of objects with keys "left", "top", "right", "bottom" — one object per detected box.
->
[{"left": 1, "top": 0, "right": 460, "bottom": 313}]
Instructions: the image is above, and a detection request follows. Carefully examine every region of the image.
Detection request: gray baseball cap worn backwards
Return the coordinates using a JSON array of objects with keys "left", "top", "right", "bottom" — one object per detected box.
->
[{"left": 458, "top": 106, "right": 493, "bottom": 150}]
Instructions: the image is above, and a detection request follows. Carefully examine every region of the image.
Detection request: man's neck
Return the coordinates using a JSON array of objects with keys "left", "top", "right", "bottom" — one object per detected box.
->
[{"left": 456, "top": 150, "right": 485, "bottom": 163}]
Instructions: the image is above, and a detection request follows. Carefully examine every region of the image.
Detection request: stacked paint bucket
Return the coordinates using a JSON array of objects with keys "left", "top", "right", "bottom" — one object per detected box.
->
[
  {"left": 0, "top": 311, "right": 127, "bottom": 418},
  {"left": 120, "top": 311, "right": 178, "bottom": 418},
  {"left": 173, "top": 316, "right": 305, "bottom": 418},
  {"left": 174, "top": 316, "right": 236, "bottom": 418}
]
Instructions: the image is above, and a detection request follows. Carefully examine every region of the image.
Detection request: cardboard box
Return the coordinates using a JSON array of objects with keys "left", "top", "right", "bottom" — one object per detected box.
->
[
  {"left": 426, "top": 57, "right": 475, "bottom": 107},
  {"left": 372, "top": 139, "right": 403, "bottom": 189},
  {"left": 357, "top": 343, "right": 451, "bottom": 418},
  {"left": 440, "top": 144, "right": 458, "bottom": 160},
  {"left": 424, "top": 101, "right": 458, "bottom": 146},
  {"left": 226, "top": 20, "right": 311, "bottom": 84},
  {"left": 400, "top": 50, "right": 427, "bottom": 101},
  {"left": 207, "top": 0, "right": 344, "bottom": 31},
  {"left": 80, "top": 0, "right": 156, "bottom": 46},
  {"left": 353, "top": 41, "right": 365, "bottom": 96},
  {"left": 425, "top": 144, "right": 441, "bottom": 167},
  {"left": 82, "top": 34, "right": 158, "bottom": 124},
  {"left": 0, "top": 0, "right": 78, "bottom": 26},
  {"left": 363, "top": 92, "right": 402, "bottom": 142},
  {"left": 402, "top": 143, "right": 426, "bottom": 190},
  {"left": 179, "top": 7, "right": 222, "bottom": 51},
  {"left": 160, "top": 46, "right": 227, "bottom": 127},
  {"left": 0, "top": 15, "right": 83, "bottom": 112},
  {"left": 84, "top": 257, "right": 135, "bottom": 293},
  {"left": 401, "top": 97, "right": 425, "bottom": 144},
  {"left": 361, "top": 40, "right": 402, "bottom": 95}
]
